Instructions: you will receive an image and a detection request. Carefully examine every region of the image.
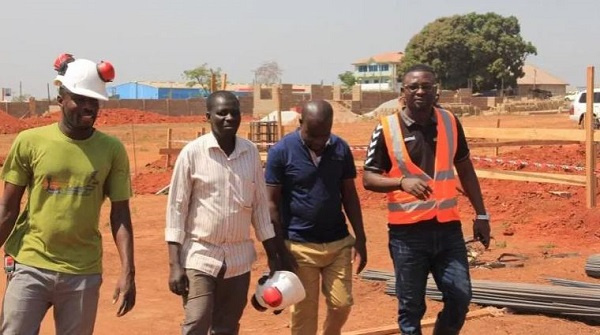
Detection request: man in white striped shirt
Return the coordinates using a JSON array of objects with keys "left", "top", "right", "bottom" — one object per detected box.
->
[{"left": 165, "top": 91, "right": 283, "bottom": 335}]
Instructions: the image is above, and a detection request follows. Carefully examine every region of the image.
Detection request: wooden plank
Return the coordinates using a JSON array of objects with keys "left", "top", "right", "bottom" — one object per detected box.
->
[
  {"left": 494, "top": 119, "right": 500, "bottom": 157},
  {"left": 342, "top": 307, "right": 504, "bottom": 335},
  {"left": 165, "top": 128, "right": 172, "bottom": 168},
  {"left": 159, "top": 148, "right": 182, "bottom": 155},
  {"left": 474, "top": 169, "right": 586, "bottom": 186},
  {"left": 469, "top": 140, "right": 580, "bottom": 148},
  {"left": 464, "top": 127, "right": 591, "bottom": 142},
  {"left": 585, "top": 66, "right": 597, "bottom": 208}
]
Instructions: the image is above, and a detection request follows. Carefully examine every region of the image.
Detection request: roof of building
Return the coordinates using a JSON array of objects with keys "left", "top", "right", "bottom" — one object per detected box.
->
[
  {"left": 352, "top": 51, "right": 404, "bottom": 65},
  {"left": 517, "top": 64, "right": 568, "bottom": 86},
  {"left": 135, "top": 81, "right": 203, "bottom": 89}
]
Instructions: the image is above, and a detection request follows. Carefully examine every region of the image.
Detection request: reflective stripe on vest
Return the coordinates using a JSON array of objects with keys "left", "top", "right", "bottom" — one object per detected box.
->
[{"left": 381, "top": 108, "right": 461, "bottom": 224}]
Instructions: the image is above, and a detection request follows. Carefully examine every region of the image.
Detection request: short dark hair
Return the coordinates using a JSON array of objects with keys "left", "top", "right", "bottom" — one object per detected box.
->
[
  {"left": 206, "top": 90, "right": 239, "bottom": 111},
  {"left": 402, "top": 64, "right": 437, "bottom": 81}
]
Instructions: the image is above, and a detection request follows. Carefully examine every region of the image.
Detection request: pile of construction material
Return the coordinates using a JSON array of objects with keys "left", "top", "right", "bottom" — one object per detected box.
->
[
  {"left": 586, "top": 254, "right": 600, "bottom": 278},
  {"left": 360, "top": 269, "right": 600, "bottom": 322}
]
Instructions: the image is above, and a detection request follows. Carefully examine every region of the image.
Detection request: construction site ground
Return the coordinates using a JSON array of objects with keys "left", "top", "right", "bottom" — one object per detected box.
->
[{"left": 0, "top": 110, "right": 599, "bottom": 334}]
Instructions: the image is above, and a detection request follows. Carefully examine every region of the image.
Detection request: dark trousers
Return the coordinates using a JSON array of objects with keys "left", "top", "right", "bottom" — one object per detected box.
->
[
  {"left": 388, "top": 221, "right": 472, "bottom": 335},
  {"left": 182, "top": 266, "right": 250, "bottom": 335}
]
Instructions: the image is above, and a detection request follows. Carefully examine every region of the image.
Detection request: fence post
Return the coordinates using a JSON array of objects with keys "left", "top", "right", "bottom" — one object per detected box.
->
[
  {"left": 494, "top": 119, "right": 501, "bottom": 157},
  {"left": 585, "top": 66, "right": 597, "bottom": 208},
  {"left": 165, "top": 128, "right": 173, "bottom": 168}
]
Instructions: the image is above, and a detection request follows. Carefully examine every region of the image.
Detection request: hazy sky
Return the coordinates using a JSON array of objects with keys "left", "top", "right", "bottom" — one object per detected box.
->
[{"left": 1, "top": 0, "right": 598, "bottom": 98}]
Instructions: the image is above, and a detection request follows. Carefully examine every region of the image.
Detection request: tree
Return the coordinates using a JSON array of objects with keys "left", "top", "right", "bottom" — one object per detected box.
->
[
  {"left": 338, "top": 71, "right": 357, "bottom": 90},
  {"left": 399, "top": 13, "right": 537, "bottom": 92},
  {"left": 253, "top": 61, "right": 283, "bottom": 85},
  {"left": 182, "top": 63, "right": 222, "bottom": 93}
]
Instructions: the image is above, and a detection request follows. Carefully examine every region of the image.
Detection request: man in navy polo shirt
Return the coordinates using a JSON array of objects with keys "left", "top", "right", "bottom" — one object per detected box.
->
[{"left": 265, "top": 100, "right": 367, "bottom": 335}]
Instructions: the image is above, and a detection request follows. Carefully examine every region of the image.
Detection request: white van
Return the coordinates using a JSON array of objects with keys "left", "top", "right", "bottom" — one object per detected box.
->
[{"left": 568, "top": 89, "right": 600, "bottom": 128}]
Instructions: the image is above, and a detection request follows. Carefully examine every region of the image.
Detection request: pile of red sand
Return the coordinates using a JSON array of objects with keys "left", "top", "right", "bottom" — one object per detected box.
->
[
  {"left": 472, "top": 144, "right": 589, "bottom": 174},
  {"left": 0, "top": 110, "right": 29, "bottom": 134},
  {"left": 2, "top": 109, "right": 257, "bottom": 135},
  {"left": 132, "top": 158, "right": 173, "bottom": 195}
]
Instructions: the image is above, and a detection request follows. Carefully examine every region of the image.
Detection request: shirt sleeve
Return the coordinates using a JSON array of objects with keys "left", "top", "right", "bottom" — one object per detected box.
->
[
  {"left": 342, "top": 142, "right": 357, "bottom": 179},
  {"left": 252, "top": 148, "right": 276, "bottom": 242},
  {"left": 105, "top": 140, "right": 132, "bottom": 202},
  {"left": 165, "top": 146, "right": 193, "bottom": 244},
  {"left": 454, "top": 117, "right": 471, "bottom": 163},
  {"left": 264, "top": 145, "right": 284, "bottom": 185},
  {"left": 364, "top": 123, "right": 392, "bottom": 174},
  {"left": 1, "top": 133, "right": 32, "bottom": 186}
]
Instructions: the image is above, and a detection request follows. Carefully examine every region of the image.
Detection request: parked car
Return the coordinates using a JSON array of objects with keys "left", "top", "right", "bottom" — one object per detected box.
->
[
  {"left": 568, "top": 89, "right": 600, "bottom": 128},
  {"left": 564, "top": 90, "right": 580, "bottom": 101}
]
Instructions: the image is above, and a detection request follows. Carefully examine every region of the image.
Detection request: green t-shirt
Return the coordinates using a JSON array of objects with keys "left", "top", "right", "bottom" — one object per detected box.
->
[{"left": 1, "top": 123, "right": 132, "bottom": 274}]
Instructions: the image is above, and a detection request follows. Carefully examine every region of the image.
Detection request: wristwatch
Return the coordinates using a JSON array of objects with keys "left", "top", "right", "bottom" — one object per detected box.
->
[{"left": 476, "top": 213, "right": 490, "bottom": 220}]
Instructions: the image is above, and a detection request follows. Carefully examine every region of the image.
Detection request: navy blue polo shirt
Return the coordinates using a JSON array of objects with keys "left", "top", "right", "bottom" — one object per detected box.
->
[{"left": 265, "top": 131, "right": 356, "bottom": 243}]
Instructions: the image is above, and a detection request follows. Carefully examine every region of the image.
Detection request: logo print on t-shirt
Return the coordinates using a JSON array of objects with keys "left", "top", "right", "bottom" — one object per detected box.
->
[{"left": 44, "top": 171, "right": 99, "bottom": 196}]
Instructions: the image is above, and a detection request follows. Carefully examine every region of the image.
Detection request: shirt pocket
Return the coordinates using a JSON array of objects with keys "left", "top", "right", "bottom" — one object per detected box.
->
[{"left": 233, "top": 176, "right": 255, "bottom": 209}]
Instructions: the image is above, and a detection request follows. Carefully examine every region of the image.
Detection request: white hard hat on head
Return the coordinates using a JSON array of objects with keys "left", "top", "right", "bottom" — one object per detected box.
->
[{"left": 53, "top": 54, "right": 115, "bottom": 101}]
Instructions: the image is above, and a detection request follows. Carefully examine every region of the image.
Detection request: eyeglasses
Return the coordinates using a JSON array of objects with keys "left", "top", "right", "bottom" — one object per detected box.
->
[{"left": 403, "top": 84, "right": 437, "bottom": 93}]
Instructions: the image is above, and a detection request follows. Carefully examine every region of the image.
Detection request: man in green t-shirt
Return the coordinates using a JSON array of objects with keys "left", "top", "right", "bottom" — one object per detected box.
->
[{"left": 0, "top": 54, "right": 136, "bottom": 335}]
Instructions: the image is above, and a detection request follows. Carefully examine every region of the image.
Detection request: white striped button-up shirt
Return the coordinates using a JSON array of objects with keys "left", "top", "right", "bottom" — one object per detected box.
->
[{"left": 165, "top": 132, "right": 275, "bottom": 278}]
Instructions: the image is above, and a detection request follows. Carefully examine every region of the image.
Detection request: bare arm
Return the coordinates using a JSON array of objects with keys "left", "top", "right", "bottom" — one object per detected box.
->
[
  {"left": 455, "top": 158, "right": 490, "bottom": 248},
  {"left": 454, "top": 158, "right": 486, "bottom": 215},
  {"left": 0, "top": 182, "right": 26, "bottom": 248},
  {"left": 110, "top": 200, "right": 136, "bottom": 317},
  {"left": 266, "top": 185, "right": 297, "bottom": 272},
  {"left": 341, "top": 178, "right": 367, "bottom": 274},
  {"left": 363, "top": 170, "right": 402, "bottom": 193}
]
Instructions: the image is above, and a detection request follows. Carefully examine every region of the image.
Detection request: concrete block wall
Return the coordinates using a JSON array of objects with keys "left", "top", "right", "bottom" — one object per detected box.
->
[{"left": 310, "top": 85, "right": 333, "bottom": 101}]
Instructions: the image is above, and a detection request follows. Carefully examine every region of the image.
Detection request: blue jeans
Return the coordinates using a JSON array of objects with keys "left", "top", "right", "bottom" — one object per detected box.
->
[{"left": 388, "top": 221, "right": 472, "bottom": 335}]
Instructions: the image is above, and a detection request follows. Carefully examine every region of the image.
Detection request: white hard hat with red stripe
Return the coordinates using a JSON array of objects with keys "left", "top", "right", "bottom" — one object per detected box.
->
[{"left": 53, "top": 53, "right": 115, "bottom": 101}]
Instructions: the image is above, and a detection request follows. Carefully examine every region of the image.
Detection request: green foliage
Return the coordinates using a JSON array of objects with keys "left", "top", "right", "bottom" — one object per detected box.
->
[
  {"left": 399, "top": 12, "right": 537, "bottom": 92},
  {"left": 338, "top": 71, "right": 357, "bottom": 89},
  {"left": 182, "top": 63, "right": 222, "bottom": 93}
]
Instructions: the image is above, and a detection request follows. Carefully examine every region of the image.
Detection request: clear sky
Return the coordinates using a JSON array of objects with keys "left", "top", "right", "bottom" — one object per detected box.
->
[{"left": 1, "top": 0, "right": 598, "bottom": 98}]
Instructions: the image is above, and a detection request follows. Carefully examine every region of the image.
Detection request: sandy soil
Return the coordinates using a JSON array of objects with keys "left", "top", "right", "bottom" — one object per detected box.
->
[{"left": 0, "top": 111, "right": 599, "bottom": 334}]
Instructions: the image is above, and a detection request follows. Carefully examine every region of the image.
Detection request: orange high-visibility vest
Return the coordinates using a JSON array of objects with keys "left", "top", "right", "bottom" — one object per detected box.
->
[{"left": 380, "top": 108, "right": 461, "bottom": 225}]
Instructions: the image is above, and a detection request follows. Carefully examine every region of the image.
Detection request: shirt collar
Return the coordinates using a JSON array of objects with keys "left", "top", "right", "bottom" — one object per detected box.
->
[
  {"left": 400, "top": 108, "right": 437, "bottom": 126},
  {"left": 297, "top": 130, "right": 332, "bottom": 148},
  {"left": 206, "top": 132, "right": 248, "bottom": 158}
]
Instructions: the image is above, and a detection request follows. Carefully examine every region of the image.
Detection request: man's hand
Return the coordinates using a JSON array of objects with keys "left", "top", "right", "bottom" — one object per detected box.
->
[
  {"left": 401, "top": 177, "right": 432, "bottom": 201},
  {"left": 352, "top": 238, "right": 368, "bottom": 275},
  {"left": 473, "top": 219, "right": 491, "bottom": 249},
  {"left": 168, "top": 264, "right": 188, "bottom": 296},
  {"left": 113, "top": 272, "right": 136, "bottom": 317},
  {"left": 267, "top": 254, "right": 282, "bottom": 277}
]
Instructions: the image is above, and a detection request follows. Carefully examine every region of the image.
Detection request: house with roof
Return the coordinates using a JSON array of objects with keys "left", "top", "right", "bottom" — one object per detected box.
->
[
  {"left": 107, "top": 81, "right": 208, "bottom": 99},
  {"left": 352, "top": 51, "right": 404, "bottom": 92},
  {"left": 517, "top": 64, "right": 568, "bottom": 97}
]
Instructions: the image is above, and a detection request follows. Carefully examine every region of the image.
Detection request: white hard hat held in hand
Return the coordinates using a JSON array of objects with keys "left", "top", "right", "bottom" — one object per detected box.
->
[
  {"left": 53, "top": 53, "right": 115, "bottom": 101},
  {"left": 251, "top": 271, "right": 306, "bottom": 314}
]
